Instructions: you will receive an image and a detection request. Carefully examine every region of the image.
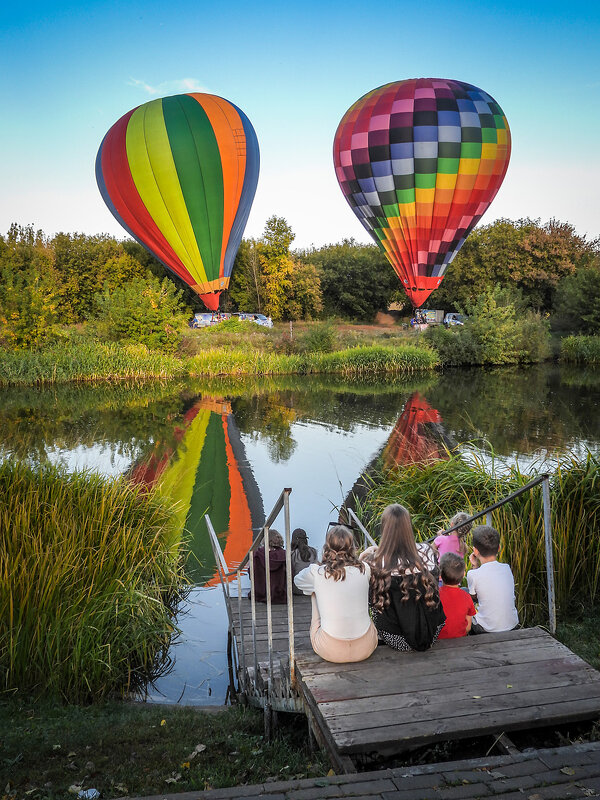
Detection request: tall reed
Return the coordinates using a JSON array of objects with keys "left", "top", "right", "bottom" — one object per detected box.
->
[
  {"left": 356, "top": 449, "right": 600, "bottom": 625},
  {"left": 560, "top": 335, "right": 600, "bottom": 364},
  {"left": 0, "top": 461, "right": 186, "bottom": 701}
]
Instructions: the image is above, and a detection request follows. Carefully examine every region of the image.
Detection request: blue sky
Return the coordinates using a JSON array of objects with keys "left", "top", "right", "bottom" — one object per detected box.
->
[{"left": 1, "top": 0, "right": 599, "bottom": 248}]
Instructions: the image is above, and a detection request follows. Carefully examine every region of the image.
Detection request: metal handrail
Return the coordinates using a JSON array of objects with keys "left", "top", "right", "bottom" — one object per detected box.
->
[{"left": 205, "top": 488, "right": 296, "bottom": 717}]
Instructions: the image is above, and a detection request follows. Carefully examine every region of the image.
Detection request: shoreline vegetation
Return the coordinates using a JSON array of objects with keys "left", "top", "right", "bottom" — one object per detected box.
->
[
  {"left": 0, "top": 461, "right": 185, "bottom": 703},
  {"left": 2, "top": 452, "right": 600, "bottom": 798},
  {"left": 1, "top": 318, "right": 600, "bottom": 387}
]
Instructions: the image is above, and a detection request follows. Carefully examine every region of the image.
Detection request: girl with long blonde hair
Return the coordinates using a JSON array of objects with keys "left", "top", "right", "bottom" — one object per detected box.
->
[{"left": 294, "top": 525, "right": 378, "bottom": 663}]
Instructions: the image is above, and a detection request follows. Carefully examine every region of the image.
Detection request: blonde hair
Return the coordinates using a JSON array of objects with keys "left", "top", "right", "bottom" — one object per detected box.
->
[{"left": 321, "top": 525, "right": 364, "bottom": 582}]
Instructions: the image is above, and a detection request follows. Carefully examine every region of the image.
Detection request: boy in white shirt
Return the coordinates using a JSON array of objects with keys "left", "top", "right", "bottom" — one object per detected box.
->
[{"left": 467, "top": 525, "right": 519, "bottom": 634}]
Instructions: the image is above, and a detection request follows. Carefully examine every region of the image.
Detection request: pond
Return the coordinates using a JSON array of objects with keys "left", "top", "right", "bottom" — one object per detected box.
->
[{"left": 2, "top": 363, "right": 599, "bottom": 704}]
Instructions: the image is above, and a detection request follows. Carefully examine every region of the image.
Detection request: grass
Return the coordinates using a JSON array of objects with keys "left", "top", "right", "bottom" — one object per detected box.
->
[
  {"left": 0, "top": 701, "right": 328, "bottom": 798},
  {"left": 355, "top": 449, "right": 600, "bottom": 626},
  {"left": 560, "top": 334, "right": 600, "bottom": 364},
  {"left": 0, "top": 461, "right": 186, "bottom": 702},
  {"left": 0, "top": 327, "right": 438, "bottom": 386}
]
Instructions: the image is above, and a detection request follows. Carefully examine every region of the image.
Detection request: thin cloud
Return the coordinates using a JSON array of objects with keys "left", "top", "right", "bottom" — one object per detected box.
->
[{"left": 128, "top": 77, "right": 207, "bottom": 96}]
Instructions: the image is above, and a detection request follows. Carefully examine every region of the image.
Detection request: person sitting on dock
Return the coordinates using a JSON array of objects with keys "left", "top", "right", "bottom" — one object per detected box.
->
[
  {"left": 294, "top": 525, "right": 378, "bottom": 663},
  {"left": 438, "top": 553, "right": 476, "bottom": 639},
  {"left": 432, "top": 512, "right": 471, "bottom": 559},
  {"left": 252, "top": 529, "right": 287, "bottom": 605},
  {"left": 290, "top": 528, "right": 318, "bottom": 595},
  {"left": 361, "top": 504, "right": 446, "bottom": 651},
  {"left": 467, "top": 525, "right": 519, "bottom": 634}
]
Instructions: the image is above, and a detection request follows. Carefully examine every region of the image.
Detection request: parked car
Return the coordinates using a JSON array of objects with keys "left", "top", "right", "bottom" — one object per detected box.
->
[
  {"left": 444, "top": 312, "right": 466, "bottom": 327},
  {"left": 232, "top": 312, "right": 273, "bottom": 328},
  {"left": 190, "top": 312, "right": 230, "bottom": 328}
]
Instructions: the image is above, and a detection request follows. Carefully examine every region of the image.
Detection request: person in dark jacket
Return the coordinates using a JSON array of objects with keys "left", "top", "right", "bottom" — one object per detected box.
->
[
  {"left": 252, "top": 529, "right": 287, "bottom": 604},
  {"left": 360, "top": 504, "right": 445, "bottom": 651}
]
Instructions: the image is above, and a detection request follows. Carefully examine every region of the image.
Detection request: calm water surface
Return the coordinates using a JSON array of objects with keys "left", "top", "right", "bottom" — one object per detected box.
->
[{"left": 2, "top": 364, "right": 599, "bottom": 703}]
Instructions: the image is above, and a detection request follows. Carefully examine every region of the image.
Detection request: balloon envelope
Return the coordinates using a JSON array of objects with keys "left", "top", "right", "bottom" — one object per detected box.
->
[
  {"left": 96, "top": 93, "right": 260, "bottom": 310},
  {"left": 333, "top": 78, "right": 511, "bottom": 307}
]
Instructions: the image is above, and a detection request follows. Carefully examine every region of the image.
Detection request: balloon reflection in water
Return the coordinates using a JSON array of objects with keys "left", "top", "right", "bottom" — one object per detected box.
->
[
  {"left": 129, "top": 397, "right": 263, "bottom": 585},
  {"left": 383, "top": 392, "right": 449, "bottom": 467}
]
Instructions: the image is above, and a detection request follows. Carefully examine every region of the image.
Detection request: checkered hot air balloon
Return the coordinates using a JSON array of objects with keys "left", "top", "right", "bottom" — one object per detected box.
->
[
  {"left": 333, "top": 79, "right": 511, "bottom": 308},
  {"left": 96, "top": 93, "right": 260, "bottom": 311}
]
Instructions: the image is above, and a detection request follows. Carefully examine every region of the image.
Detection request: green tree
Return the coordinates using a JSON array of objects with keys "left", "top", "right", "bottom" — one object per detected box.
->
[
  {"left": 228, "top": 238, "right": 263, "bottom": 312},
  {"left": 434, "top": 218, "right": 597, "bottom": 313},
  {"left": 553, "top": 263, "right": 600, "bottom": 333},
  {"left": 92, "top": 275, "right": 190, "bottom": 353},
  {"left": 0, "top": 263, "right": 59, "bottom": 349},
  {"left": 305, "top": 239, "right": 399, "bottom": 320}
]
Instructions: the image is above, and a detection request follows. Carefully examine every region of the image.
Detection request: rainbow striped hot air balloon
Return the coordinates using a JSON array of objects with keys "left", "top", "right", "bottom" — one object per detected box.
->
[
  {"left": 96, "top": 93, "right": 259, "bottom": 310},
  {"left": 333, "top": 79, "right": 511, "bottom": 307}
]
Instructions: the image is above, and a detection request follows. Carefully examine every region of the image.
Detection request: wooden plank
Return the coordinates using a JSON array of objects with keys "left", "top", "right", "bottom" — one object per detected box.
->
[
  {"left": 303, "top": 654, "right": 588, "bottom": 703},
  {"left": 315, "top": 658, "right": 598, "bottom": 716},
  {"left": 334, "top": 696, "right": 600, "bottom": 753},
  {"left": 297, "top": 644, "right": 573, "bottom": 691},
  {"left": 324, "top": 683, "right": 600, "bottom": 734},
  {"left": 295, "top": 628, "right": 555, "bottom": 674}
]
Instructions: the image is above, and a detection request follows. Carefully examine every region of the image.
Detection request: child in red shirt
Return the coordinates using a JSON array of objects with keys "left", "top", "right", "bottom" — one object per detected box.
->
[{"left": 438, "top": 553, "right": 475, "bottom": 639}]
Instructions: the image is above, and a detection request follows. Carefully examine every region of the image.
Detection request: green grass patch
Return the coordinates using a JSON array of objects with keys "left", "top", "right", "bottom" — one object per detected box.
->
[
  {"left": 0, "top": 701, "right": 328, "bottom": 798},
  {"left": 356, "top": 450, "right": 600, "bottom": 626},
  {"left": 0, "top": 461, "right": 186, "bottom": 701},
  {"left": 0, "top": 331, "right": 437, "bottom": 386},
  {"left": 0, "top": 340, "right": 187, "bottom": 386},
  {"left": 560, "top": 335, "right": 600, "bottom": 364}
]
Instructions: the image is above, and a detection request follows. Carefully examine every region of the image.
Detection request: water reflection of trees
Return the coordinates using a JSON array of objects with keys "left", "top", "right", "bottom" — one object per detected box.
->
[
  {"left": 425, "top": 365, "right": 600, "bottom": 457},
  {"left": 2, "top": 366, "right": 598, "bottom": 469},
  {"left": 0, "top": 375, "right": 435, "bottom": 468},
  {"left": 0, "top": 382, "right": 194, "bottom": 465}
]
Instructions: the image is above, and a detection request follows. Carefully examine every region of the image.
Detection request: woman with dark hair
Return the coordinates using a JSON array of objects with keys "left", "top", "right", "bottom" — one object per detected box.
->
[
  {"left": 291, "top": 528, "right": 318, "bottom": 594},
  {"left": 361, "top": 504, "right": 446, "bottom": 651},
  {"left": 252, "top": 529, "right": 287, "bottom": 604},
  {"left": 294, "top": 525, "right": 378, "bottom": 663}
]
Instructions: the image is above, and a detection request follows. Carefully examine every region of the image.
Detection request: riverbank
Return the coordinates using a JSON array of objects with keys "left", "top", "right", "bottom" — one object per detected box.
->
[
  {"left": 0, "top": 335, "right": 438, "bottom": 387},
  {"left": 3, "top": 606, "right": 598, "bottom": 799}
]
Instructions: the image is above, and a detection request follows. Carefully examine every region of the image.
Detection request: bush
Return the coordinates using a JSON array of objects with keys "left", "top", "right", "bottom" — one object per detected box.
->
[
  {"left": 92, "top": 276, "right": 190, "bottom": 353},
  {"left": 424, "top": 287, "right": 550, "bottom": 365},
  {"left": 423, "top": 325, "right": 481, "bottom": 366},
  {"left": 299, "top": 320, "right": 337, "bottom": 353}
]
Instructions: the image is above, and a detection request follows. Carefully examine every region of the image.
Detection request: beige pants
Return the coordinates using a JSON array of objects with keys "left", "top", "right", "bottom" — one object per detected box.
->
[{"left": 309, "top": 595, "right": 378, "bottom": 663}]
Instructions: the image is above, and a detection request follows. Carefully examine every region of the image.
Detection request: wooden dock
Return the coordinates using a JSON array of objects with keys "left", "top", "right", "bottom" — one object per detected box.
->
[{"left": 230, "top": 596, "right": 600, "bottom": 771}]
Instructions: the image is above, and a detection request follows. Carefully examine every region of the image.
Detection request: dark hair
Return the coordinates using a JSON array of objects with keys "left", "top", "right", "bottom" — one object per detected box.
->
[
  {"left": 440, "top": 552, "right": 465, "bottom": 585},
  {"left": 291, "top": 528, "right": 312, "bottom": 561},
  {"left": 267, "top": 529, "right": 284, "bottom": 549},
  {"left": 367, "top": 504, "right": 438, "bottom": 613},
  {"left": 321, "top": 525, "right": 364, "bottom": 582},
  {"left": 472, "top": 525, "right": 500, "bottom": 557}
]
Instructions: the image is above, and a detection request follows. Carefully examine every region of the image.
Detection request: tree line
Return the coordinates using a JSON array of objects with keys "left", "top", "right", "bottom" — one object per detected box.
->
[{"left": 1, "top": 215, "right": 599, "bottom": 349}]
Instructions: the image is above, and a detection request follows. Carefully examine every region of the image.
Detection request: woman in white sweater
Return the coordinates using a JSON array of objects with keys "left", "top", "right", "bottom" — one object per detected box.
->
[{"left": 294, "top": 525, "right": 378, "bottom": 663}]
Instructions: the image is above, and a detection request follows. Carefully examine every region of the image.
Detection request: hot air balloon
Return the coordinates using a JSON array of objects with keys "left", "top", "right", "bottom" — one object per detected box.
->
[
  {"left": 333, "top": 79, "right": 511, "bottom": 307},
  {"left": 96, "top": 93, "right": 260, "bottom": 311}
]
